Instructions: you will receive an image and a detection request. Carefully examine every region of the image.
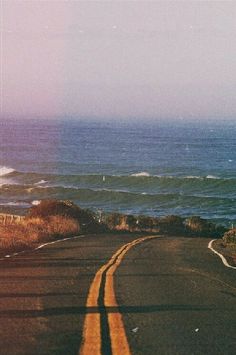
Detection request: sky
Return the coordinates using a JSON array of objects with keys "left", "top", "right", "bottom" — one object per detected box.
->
[{"left": 1, "top": 0, "right": 236, "bottom": 121}]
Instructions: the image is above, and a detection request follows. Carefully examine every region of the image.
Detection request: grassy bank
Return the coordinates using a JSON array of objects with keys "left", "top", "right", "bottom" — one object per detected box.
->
[
  {"left": 0, "top": 200, "right": 106, "bottom": 255},
  {"left": 0, "top": 215, "right": 80, "bottom": 254}
]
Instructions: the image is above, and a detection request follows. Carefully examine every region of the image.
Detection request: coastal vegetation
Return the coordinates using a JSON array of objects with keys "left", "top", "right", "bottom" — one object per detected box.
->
[
  {"left": 223, "top": 228, "right": 236, "bottom": 246},
  {"left": 0, "top": 215, "right": 80, "bottom": 253},
  {"left": 102, "top": 212, "right": 226, "bottom": 237},
  {"left": 211, "top": 228, "right": 236, "bottom": 266},
  {"left": 28, "top": 199, "right": 106, "bottom": 233},
  {"left": 0, "top": 199, "right": 234, "bottom": 257}
]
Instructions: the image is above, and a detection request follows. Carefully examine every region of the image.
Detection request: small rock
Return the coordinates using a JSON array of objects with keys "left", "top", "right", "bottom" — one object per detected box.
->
[{"left": 132, "top": 327, "right": 139, "bottom": 333}]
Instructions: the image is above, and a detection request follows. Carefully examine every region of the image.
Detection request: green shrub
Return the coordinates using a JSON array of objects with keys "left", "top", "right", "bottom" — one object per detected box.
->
[
  {"left": 103, "top": 213, "right": 126, "bottom": 230},
  {"left": 159, "top": 215, "right": 185, "bottom": 234},
  {"left": 185, "top": 216, "right": 225, "bottom": 237},
  {"left": 136, "top": 215, "right": 155, "bottom": 229},
  {"left": 223, "top": 228, "right": 236, "bottom": 245},
  {"left": 126, "top": 215, "right": 138, "bottom": 229}
]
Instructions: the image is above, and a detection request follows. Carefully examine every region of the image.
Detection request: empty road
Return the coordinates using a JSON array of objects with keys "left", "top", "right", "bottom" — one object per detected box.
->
[{"left": 0, "top": 233, "right": 235, "bottom": 355}]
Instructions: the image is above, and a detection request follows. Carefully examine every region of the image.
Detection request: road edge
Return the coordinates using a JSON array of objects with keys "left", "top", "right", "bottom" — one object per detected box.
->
[
  {"left": 208, "top": 239, "right": 236, "bottom": 270},
  {"left": 0, "top": 234, "right": 86, "bottom": 260}
]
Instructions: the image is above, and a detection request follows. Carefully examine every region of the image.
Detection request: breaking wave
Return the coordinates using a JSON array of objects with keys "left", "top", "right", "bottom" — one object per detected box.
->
[
  {"left": 0, "top": 166, "right": 16, "bottom": 176},
  {"left": 0, "top": 170, "right": 235, "bottom": 224},
  {"left": 131, "top": 171, "right": 151, "bottom": 177}
]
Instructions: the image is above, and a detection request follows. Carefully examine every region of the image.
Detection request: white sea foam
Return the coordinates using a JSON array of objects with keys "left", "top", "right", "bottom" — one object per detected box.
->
[
  {"left": 206, "top": 175, "right": 219, "bottom": 179},
  {"left": 0, "top": 166, "right": 15, "bottom": 176},
  {"left": 6, "top": 202, "right": 21, "bottom": 206},
  {"left": 83, "top": 187, "right": 130, "bottom": 194},
  {"left": 186, "top": 176, "right": 203, "bottom": 180},
  {"left": 34, "top": 180, "right": 47, "bottom": 185},
  {"left": 131, "top": 172, "right": 150, "bottom": 177},
  {"left": 32, "top": 200, "right": 41, "bottom": 206}
]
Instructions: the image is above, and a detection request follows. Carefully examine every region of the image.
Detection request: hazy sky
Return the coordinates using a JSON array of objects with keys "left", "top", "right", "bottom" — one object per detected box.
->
[{"left": 1, "top": 0, "right": 236, "bottom": 121}]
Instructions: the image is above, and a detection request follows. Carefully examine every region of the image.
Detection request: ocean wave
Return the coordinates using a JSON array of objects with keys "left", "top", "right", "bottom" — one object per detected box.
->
[
  {"left": 1, "top": 172, "right": 236, "bottom": 197},
  {"left": 130, "top": 172, "right": 150, "bottom": 177},
  {"left": 0, "top": 183, "right": 234, "bottom": 203},
  {"left": 34, "top": 180, "right": 48, "bottom": 185},
  {"left": 186, "top": 175, "right": 204, "bottom": 180},
  {"left": 0, "top": 166, "right": 16, "bottom": 176},
  {"left": 0, "top": 182, "right": 235, "bottom": 223},
  {"left": 5, "top": 169, "right": 229, "bottom": 183},
  {"left": 206, "top": 175, "right": 220, "bottom": 179}
]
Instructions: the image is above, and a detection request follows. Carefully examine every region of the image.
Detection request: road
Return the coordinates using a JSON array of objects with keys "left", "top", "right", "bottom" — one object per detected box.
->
[{"left": 0, "top": 233, "right": 235, "bottom": 355}]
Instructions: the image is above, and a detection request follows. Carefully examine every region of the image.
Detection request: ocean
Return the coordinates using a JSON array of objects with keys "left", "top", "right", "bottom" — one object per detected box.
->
[{"left": 0, "top": 118, "right": 235, "bottom": 226}]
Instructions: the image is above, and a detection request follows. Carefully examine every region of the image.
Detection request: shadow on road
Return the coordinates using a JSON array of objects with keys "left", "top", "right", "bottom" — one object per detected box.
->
[{"left": 0, "top": 304, "right": 219, "bottom": 318}]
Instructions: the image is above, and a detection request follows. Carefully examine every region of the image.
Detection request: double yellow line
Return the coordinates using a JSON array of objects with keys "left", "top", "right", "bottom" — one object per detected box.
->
[{"left": 79, "top": 235, "right": 157, "bottom": 355}]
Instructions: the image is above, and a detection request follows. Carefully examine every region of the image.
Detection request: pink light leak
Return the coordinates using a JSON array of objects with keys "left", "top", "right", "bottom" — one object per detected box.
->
[
  {"left": 2, "top": 1, "right": 236, "bottom": 121},
  {"left": 2, "top": 1, "right": 71, "bottom": 118}
]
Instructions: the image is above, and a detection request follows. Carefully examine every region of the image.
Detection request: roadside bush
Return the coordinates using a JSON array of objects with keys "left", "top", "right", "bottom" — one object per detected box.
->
[
  {"left": 223, "top": 228, "right": 236, "bottom": 245},
  {"left": 126, "top": 215, "right": 138, "bottom": 231},
  {"left": 28, "top": 200, "right": 89, "bottom": 220},
  {"left": 104, "top": 213, "right": 185, "bottom": 234},
  {"left": 159, "top": 215, "right": 185, "bottom": 234},
  {"left": 104, "top": 213, "right": 126, "bottom": 230},
  {"left": 185, "top": 216, "right": 226, "bottom": 237},
  {"left": 136, "top": 215, "right": 155, "bottom": 230},
  {"left": 103, "top": 213, "right": 139, "bottom": 232},
  {"left": 28, "top": 200, "right": 106, "bottom": 233}
]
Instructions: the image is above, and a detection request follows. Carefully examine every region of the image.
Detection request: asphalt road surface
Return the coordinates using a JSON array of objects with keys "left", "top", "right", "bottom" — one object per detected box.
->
[{"left": 0, "top": 233, "right": 235, "bottom": 355}]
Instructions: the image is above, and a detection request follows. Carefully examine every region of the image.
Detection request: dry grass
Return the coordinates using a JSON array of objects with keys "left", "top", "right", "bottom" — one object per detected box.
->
[{"left": 0, "top": 216, "right": 80, "bottom": 254}]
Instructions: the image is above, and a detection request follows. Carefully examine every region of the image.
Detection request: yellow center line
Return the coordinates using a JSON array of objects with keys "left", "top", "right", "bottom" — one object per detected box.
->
[{"left": 79, "top": 235, "right": 158, "bottom": 355}]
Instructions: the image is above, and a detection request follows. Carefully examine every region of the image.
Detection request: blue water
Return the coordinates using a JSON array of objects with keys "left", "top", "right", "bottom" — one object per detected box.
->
[{"left": 0, "top": 118, "right": 235, "bottom": 226}]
